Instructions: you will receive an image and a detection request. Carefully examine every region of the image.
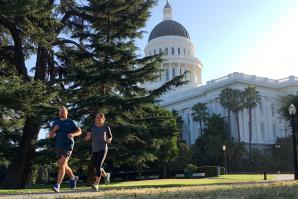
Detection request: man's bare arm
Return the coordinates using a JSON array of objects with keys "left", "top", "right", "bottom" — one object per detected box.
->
[
  {"left": 83, "top": 132, "right": 92, "bottom": 141},
  {"left": 67, "top": 127, "right": 82, "bottom": 139},
  {"left": 48, "top": 125, "right": 59, "bottom": 138}
]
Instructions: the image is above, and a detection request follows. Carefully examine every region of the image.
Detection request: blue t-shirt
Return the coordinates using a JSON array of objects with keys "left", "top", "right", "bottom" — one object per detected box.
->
[{"left": 52, "top": 119, "right": 79, "bottom": 150}]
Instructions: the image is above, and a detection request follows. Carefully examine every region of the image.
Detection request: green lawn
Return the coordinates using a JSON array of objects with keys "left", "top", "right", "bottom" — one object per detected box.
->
[
  {"left": 108, "top": 174, "right": 275, "bottom": 187},
  {"left": 1, "top": 179, "right": 298, "bottom": 199},
  {"left": 0, "top": 174, "right": 275, "bottom": 195}
]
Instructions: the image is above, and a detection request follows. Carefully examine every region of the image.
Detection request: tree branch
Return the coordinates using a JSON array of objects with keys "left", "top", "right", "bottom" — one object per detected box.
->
[{"left": 0, "top": 16, "right": 29, "bottom": 81}]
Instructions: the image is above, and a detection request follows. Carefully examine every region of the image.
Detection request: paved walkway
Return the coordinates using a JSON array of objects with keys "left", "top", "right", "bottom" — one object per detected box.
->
[
  {"left": 272, "top": 174, "right": 294, "bottom": 181},
  {"left": 0, "top": 174, "right": 296, "bottom": 199}
]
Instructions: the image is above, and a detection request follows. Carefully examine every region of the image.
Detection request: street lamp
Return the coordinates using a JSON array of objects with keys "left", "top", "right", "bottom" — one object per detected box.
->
[
  {"left": 288, "top": 104, "right": 298, "bottom": 180},
  {"left": 222, "top": 145, "right": 227, "bottom": 174},
  {"left": 275, "top": 144, "right": 281, "bottom": 173}
]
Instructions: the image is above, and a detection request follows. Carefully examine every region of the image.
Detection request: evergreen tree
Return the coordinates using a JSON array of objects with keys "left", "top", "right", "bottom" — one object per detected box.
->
[
  {"left": 59, "top": 0, "right": 185, "bottom": 180},
  {"left": 0, "top": 0, "right": 186, "bottom": 188},
  {"left": 192, "top": 114, "right": 229, "bottom": 166},
  {"left": 0, "top": 0, "right": 89, "bottom": 188}
]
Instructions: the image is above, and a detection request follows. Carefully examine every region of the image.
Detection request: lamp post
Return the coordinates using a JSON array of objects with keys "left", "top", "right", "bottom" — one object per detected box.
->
[
  {"left": 223, "top": 145, "right": 227, "bottom": 174},
  {"left": 288, "top": 104, "right": 298, "bottom": 180},
  {"left": 275, "top": 144, "right": 281, "bottom": 173}
]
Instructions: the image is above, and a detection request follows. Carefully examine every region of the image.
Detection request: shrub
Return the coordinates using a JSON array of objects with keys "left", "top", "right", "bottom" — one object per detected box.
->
[
  {"left": 184, "top": 164, "right": 198, "bottom": 173},
  {"left": 220, "top": 166, "right": 226, "bottom": 175},
  {"left": 184, "top": 164, "right": 198, "bottom": 178},
  {"left": 198, "top": 166, "right": 220, "bottom": 177}
]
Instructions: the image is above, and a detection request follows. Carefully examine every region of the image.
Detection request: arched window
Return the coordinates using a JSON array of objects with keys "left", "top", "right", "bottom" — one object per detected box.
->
[
  {"left": 165, "top": 47, "right": 168, "bottom": 55},
  {"left": 166, "top": 68, "right": 170, "bottom": 80},
  {"left": 178, "top": 48, "right": 181, "bottom": 55},
  {"left": 172, "top": 47, "right": 175, "bottom": 55}
]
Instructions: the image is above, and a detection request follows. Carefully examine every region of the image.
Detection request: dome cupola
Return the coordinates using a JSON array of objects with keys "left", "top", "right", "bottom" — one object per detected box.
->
[{"left": 148, "top": 0, "right": 190, "bottom": 42}]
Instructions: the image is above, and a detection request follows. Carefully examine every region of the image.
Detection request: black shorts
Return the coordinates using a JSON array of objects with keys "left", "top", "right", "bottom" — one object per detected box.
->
[
  {"left": 56, "top": 147, "right": 72, "bottom": 159},
  {"left": 91, "top": 150, "right": 107, "bottom": 168}
]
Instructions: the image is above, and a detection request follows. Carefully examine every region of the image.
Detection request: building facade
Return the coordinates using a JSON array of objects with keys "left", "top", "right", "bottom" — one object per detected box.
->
[{"left": 144, "top": 1, "right": 298, "bottom": 145}]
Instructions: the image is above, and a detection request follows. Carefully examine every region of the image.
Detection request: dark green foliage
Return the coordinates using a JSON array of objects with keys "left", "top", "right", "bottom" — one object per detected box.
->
[
  {"left": 272, "top": 136, "right": 293, "bottom": 172},
  {"left": 191, "top": 114, "right": 247, "bottom": 170},
  {"left": 279, "top": 94, "right": 298, "bottom": 122},
  {"left": 0, "top": 0, "right": 186, "bottom": 188},
  {"left": 219, "top": 88, "right": 244, "bottom": 143},
  {"left": 57, "top": 0, "right": 185, "bottom": 181},
  {"left": 197, "top": 166, "right": 220, "bottom": 177},
  {"left": 192, "top": 114, "right": 229, "bottom": 166},
  {"left": 192, "top": 102, "right": 209, "bottom": 134},
  {"left": 243, "top": 86, "right": 261, "bottom": 158},
  {"left": 0, "top": 0, "right": 79, "bottom": 188}
]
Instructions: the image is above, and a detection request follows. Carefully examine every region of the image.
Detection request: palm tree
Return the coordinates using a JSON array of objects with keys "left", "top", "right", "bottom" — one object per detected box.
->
[
  {"left": 219, "top": 88, "right": 234, "bottom": 138},
  {"left": 243, "top": 86, "right": 261, "bottom": 158},
  {"left": 220, "top": 88, "right": 244, "bottom": 143},
  {"left": 192, "top": 102, "right": 209, "bottom": 134}
]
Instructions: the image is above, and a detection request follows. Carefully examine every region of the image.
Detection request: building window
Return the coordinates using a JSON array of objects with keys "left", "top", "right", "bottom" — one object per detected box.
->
[
  {"left": 188, "top": 50, "right": 190, "bottom": 56},
  {"left": 172, "top": 47, "right": 175, "bottom": 55},
  {"left": 184, "top": 48, "right": 186, "bottom": 55},
  {"left": 160, "top": 66, "right": 162, "bottom": 80},
  {"left": 149, "top": 51, "right": 151, "bottom": 56},
  {"left": 261, "top": 123, "right": 265, "bottom": 139},
  {"left": 178, "top": 48, "right": 181, "bottom": 55},
  {"left": 159, "top": 48, "right": 162, "bottom": 54},
  {"left": 259, "top": 101, "right": 263, "bottom": 114},
  {"left": 166, "top": 68, "right": 169, "bottom": 81},
  {"left": 180, "top": 67, "right": 182, "bottom": 74},
  {"left": 165, "top": 47, "right": 168, "bottom": 55},
  {"left": 172, "top": 68, "right": 176, "bottom": 77},
  {"left": 273, "top": 124, "right": 276, "bottom": 142},
  {"left": 187, "top": 113, "right": 191, "bottom": 126},
  {"left": 271, "top": 104, "right": 275, "bottom": 116},
  {"left": 154, "top": 49, "right": 156, "bottom": 55}
]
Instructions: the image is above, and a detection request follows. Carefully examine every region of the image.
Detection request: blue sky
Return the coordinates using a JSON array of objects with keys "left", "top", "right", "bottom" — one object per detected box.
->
[{"left": 137, "top": 0, "right": 298, "bottom": 84}]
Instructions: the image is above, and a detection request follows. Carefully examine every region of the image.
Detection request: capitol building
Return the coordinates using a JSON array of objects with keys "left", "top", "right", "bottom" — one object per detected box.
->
[{"left": 144, "top": 1, "right": 298, "bottom": 145}]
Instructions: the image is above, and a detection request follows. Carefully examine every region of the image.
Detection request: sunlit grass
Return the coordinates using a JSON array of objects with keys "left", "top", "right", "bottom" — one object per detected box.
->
[
  {"left": 1, "top": 181, "right": 298, "bottom": 199},
  {"left": 108, "top": 174, "right": 275, "bottom": 187},
  {"left": 0, "top": 174, "right": 275, "bottom": 195}
]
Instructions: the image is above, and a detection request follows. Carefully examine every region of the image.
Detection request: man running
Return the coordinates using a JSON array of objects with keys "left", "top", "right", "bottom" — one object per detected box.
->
[
  {"left": 48, "top": 106, "right": 82, "bottom": 193},
  {"left": 84, "top": 113, "right": 112, "bottom": 191}
]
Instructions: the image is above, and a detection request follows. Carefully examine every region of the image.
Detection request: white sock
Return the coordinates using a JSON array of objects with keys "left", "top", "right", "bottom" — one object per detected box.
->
[{"left": 71, "top": 176, "right": 76, "bottom": 180}]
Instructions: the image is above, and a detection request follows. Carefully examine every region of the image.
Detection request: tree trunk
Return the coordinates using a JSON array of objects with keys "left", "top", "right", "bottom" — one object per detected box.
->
[
  {"left": 228, "top": 110, "right": 231, "bottom": 137},
  {"left": 3, "top": 115, "right": 40, "bottom": 189},
  {"left": 248, "top": 109, "right": 252, "bottom": 161},
  {"left": 163, "top": 164, "right": 167, "bottom": 179},
  {"left": 235, "top": 112, "right": 241, "bottom": 143},
  {"left": 199, "top": 120, "right": 203, "bottom": 134}
]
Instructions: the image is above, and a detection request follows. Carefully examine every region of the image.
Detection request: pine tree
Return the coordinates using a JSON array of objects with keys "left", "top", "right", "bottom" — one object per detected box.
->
[
  {"left": 0, "top": 0, "right": 87, "bottom": 188},
  {"left": 61, "top": 0, "right": 185, "bottom": 181}
]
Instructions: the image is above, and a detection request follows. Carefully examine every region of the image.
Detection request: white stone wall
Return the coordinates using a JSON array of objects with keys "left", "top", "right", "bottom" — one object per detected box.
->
[{"left": 160, "top": 72, "right": 298, "bottom": 145}]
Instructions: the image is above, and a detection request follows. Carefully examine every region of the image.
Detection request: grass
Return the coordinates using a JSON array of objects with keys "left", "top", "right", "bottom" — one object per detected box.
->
[
  {"left": 1, "top": 181, "right": 298, "bottom": 199},
  {"left": 0, "top": 174, "right": 275, "bottom": 195}
]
